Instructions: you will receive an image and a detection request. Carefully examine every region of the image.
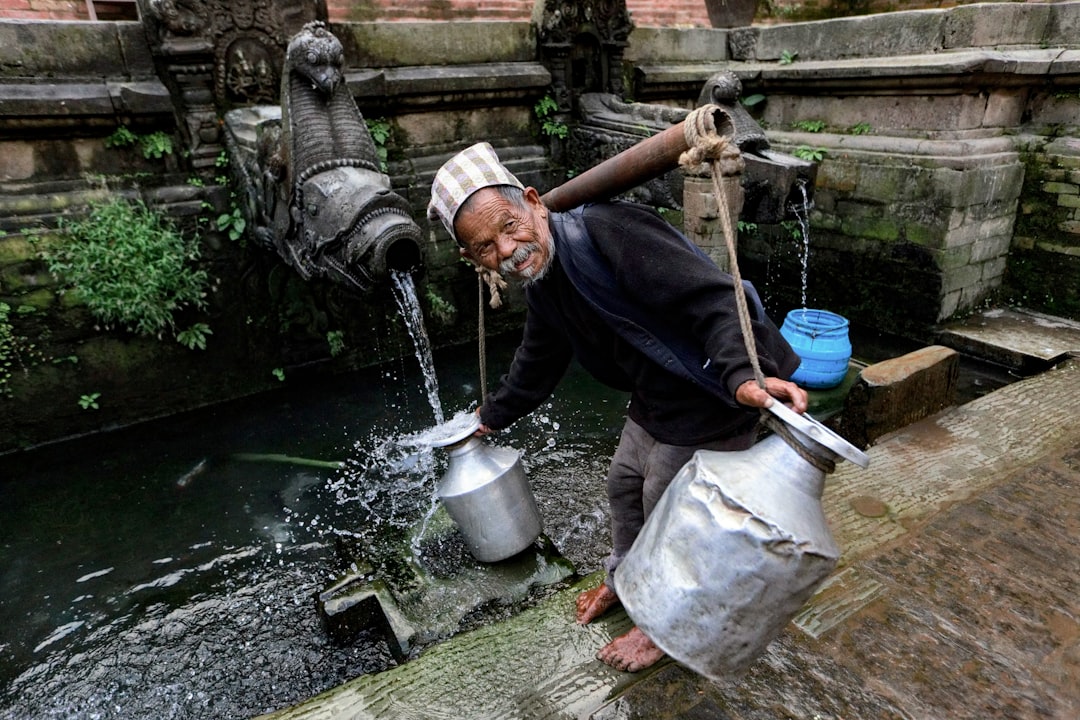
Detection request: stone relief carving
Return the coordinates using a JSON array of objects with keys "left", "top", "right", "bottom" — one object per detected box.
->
[
  {"left": 140, "top": 0, "right": 324, "bottom": 167},
  {"left": 535, "top": 0, "right": 634, "bottom": 114},
  {"left": 225, "top": 21, "right": 422, "bottom": 293}
]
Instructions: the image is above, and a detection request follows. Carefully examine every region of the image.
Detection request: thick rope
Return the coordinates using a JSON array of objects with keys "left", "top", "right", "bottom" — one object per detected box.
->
[
  {"left": 478, "top": 272, "right": 488, "bottom": 401},
  {"left": 476, "top": 266, "right": 507, "bottom": 403},
  {"left": 679, "top": 105, "right": 764, "bottom": 391},
  {"left": 679, "top": 105, "right": 835, "bottom": 474}
]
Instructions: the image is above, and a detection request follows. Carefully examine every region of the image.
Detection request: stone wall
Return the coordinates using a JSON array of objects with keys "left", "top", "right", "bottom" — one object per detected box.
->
[
  {"left": 628, "top": 2, "right": 1080, "bottom": 336},
  {"left": 1007, "top": 137, "right": 1080, "bottom": 317}
]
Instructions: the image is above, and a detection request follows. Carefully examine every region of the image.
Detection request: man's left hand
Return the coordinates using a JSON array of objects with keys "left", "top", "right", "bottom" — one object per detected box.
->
[{"left": 736, "top": 378, "right": 808, "bottom": 414}]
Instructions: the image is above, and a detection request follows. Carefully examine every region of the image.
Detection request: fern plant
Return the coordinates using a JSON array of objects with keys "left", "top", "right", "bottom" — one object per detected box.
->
[{"left": 49, "top": 197, "right": 210, "bottom": 345}]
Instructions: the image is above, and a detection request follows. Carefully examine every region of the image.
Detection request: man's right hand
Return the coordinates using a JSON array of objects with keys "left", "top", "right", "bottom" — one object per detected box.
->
[{"left": 735, "top": 377, "right": 808, "bottom": 414}]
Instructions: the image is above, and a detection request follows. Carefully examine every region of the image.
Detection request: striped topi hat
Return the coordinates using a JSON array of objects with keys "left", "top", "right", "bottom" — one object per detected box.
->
[{"left": 427, "top": 142, "right": 525, "bottom": 244}]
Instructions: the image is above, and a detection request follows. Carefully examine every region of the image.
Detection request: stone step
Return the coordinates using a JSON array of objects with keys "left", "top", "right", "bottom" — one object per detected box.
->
[{"left": 936, "top": 306, "right": 1080, "bottom": 373}]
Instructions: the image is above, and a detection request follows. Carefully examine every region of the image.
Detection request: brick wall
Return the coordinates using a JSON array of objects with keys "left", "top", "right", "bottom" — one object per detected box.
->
[
  {"left": 1, "top": 0, "right": 712, "bottom": 26},
  {"left": 323, "top": 1, "right": 712, "bottom": 26},
  {"left": 1, "top": 0, "right": 992, "bottom": 25},
  {"left": 0, "top": 0, "right": 90, "bottom": 20}
]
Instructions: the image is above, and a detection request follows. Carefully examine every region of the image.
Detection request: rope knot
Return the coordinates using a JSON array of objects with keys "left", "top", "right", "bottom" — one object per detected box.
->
[
  {"left": 477, "top": 266, "right": 508, "bottom": 308},
  {"left": 679, "top": 105, "right": 745, "bottom": 177}
]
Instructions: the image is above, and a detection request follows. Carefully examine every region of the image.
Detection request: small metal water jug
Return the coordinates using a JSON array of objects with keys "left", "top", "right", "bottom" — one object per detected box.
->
[
  {"left": 429, "top": 415, "right": 543, "bottom": 563},
  {"left": 615, "top": 402, "right": 869, "bottom": 681}
]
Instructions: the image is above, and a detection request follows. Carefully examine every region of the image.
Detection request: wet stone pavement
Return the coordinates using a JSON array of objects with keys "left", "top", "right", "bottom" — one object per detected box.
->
[{"left": 263, "top": 312, "right": 1080, "bottom": 720}]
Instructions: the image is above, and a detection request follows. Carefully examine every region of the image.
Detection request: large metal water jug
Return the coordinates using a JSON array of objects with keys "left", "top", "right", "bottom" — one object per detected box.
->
[
  {"left": 615, "top": 401, "right": 869, "bottom": 681},
  {"left": 428, "top": 414, "right": 543, "bottom": 563}
]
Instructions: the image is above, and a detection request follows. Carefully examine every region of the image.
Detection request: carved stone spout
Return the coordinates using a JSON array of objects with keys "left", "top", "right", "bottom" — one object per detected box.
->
[
  {"left": 697, "top": 71, "right": 817, "bottom": 224},
  {"left": 223, "top": 22, "right": 422, "bottom": 293}
]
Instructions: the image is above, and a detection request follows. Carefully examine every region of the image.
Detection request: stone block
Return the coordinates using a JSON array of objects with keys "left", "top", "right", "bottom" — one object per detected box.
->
[
  {"left": 338, "top": 21, "right": 534, "bottom": 67},
  {"left": 941, "top": 262, "right": 984, "bottom": 295},
  {"left": 752, "top": 11, "right": 946, "bottom": 62},
  {"left": 982, "top": 90, "right": 1026, "bottom": 129},
  {"left": 1046, "top": 1, "right": 1080, "bottom": 47},
  {"left": 316, "top": 569, "right": 415, "bottom": 662},
  {"left": 940, "top": 289, "right": 961, "bottom": 320},
  {"left": 943, "top": 3, "right": 1053, "bottom": 49},
  {"left": 971, "top": 233, "right": 1013, "bottom": 264},
  {"left": 836, "top": 345, "right": 959, "bottom": 449},
  {"left": 1058, "top": 194, "right": 1080, "bottom": 209},
  {"left": 1043, "top": 181, "right": 1079, "bottom": 195},
  {"left": 625, "top": 27, "right": 727, "bottom": 63},
  {"left": 0, "top": 141, "right": 34, "bottom": 181},
  {"left": 956, "top": 162, "right": 1025, "bottom": 208}
]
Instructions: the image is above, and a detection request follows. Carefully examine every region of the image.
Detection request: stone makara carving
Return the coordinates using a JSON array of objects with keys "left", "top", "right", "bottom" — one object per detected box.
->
[
  {"left": 697, "top": 71, "right": 817, "bottom": 223},
  {"left": 225, "top": 21, "right": 422, "bottom": 293},
  {"left": 570, "top": 71, "right": 817, "bottom": 223}
]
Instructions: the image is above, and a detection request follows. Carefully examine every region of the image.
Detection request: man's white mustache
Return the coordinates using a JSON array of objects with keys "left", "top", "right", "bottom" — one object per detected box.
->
[{"left": 500, "top": 243, "right": 538, "bottom": 275}]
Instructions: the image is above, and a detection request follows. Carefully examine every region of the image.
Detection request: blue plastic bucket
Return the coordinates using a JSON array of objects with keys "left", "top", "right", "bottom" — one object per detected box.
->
[{"left": 780, "top": 309, "right": 852, "bottom": 389}]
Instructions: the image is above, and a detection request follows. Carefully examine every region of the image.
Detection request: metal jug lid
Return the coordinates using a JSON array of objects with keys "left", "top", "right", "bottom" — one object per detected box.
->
[
  {"left": 766, "top": 401, "right": 870, "bottom": 468},
  {"left": 410, "top": 411, "right": 482, "bottom": 449}
]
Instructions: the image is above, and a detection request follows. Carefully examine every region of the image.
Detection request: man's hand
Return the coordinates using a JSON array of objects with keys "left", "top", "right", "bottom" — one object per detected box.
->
[
  {"left": 474, "top": 407, "right": 494, "bottom": 436},
  {"left": 735, "top": 377, "right": 808, "bottom": 414}
]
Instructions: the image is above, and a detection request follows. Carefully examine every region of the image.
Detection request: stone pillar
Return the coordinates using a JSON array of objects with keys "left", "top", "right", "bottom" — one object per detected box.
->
[{"left": 682, "top": 171, "right": 744, "bottom": 272}]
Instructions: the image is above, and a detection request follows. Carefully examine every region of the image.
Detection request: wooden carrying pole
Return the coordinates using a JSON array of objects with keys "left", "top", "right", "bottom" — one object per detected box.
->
[{"left": 539, "top": 105, "right": 735, "bottom": 212}]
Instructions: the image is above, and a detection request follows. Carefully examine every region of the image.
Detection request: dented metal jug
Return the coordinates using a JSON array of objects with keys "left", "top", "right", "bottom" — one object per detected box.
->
[{"left": 615, "top": 401, "right": 869, "bottom": 681}]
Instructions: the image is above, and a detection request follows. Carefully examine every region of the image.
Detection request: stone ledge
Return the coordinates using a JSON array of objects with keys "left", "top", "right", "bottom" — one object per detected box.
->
[
  {"left": 835, "top": 345, "right": 959, "bottom": 450},
  {"left": 632, "top": 48, "right": 1080, "bottom": 99}
]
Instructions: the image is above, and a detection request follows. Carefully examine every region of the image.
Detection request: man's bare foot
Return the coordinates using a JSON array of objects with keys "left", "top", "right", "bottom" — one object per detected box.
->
[
  {"left": 596, "top": 626, "right": 666, "bottom": 673},
  {"left": 575, "top": 582, "right": 620, "bottom": 624}
]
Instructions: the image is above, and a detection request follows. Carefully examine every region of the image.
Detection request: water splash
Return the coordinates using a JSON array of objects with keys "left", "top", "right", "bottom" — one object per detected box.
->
[{"left": 391, "top": 270, "right": 444, "bottom": 425}]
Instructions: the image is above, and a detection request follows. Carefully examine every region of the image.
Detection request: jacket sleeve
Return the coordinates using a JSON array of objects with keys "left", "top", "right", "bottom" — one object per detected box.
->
[
  {"left": 584, "top": 202, "right": 799, "bottom": 401},
  {"left": 478, "top": 308, "right": 574, "bottom": 431}
]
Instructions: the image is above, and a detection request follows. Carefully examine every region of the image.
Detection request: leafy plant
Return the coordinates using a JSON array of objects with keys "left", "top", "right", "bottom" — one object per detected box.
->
[
  {"left": 104, "top": 126, "right": 174, "bottom": 159},
  {"left": 793, "top": 119, "right": 826, "bottom": 133},
  {"left": 177, "top": 323, "right": 212, "bottom": 350},
  {"left": 48, "top": 197, "right": 210, "bottom": 344},
  {"left": 737, "top": 220, "right": 758, "bottom": 235},
  {"left": 793, "top": 145, "right": 827, "bottom": 162},
  {"left": 425, "top": 288, "right": 457, "bottom": 326},
  {"left": 326, "top": 329, "right": 346, "bottom": 357},
  {"left": 78, "top": 392, "right": 100, "bottom": 410},
  {"left": 534, "top": 95, "right": 569, "bottom": 139},
  {"left": 366, "top": 117, "right": 392, "bottom": 171},
  {"left": 272, "top": 367, "right": 286, "bottom": 382},
  {"left": 139, "top": 132, "right": 173, "bottom": 159},
  {"left": 105, "top": 126, "right": 138, "bottom": 149},
  {"left": 850, "top": 122, "right": 874, "bottom": 135},
  {"left": 216, "top": 206, "right": 247, "bottom": 241},
  {"left": 781, "top": 219, "right": 803, "bottom": 240},
  {"left": 779, "top": 50, "right": 799, "bottom": 65}
]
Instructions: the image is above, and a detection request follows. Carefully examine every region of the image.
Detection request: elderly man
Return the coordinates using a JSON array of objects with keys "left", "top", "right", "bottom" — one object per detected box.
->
[{"left": 428, "top": 142, "right": 807, "bottom": 672}]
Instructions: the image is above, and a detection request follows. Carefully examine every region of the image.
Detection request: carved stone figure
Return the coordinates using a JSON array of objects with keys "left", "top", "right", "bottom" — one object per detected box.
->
[{"left": 226, "top": 21, "right": 422, "bottom": 293}]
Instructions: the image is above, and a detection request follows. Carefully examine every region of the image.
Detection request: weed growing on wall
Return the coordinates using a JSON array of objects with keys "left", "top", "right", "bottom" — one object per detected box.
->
[
  {"left": 534, "top": 95, "right": 569, "bottom": 139},
  {"left": 48, "top": 197, "right": 211, "bottom": 346},
  {"left": 366, "top": 117, "right": 392, "bottom": 171},
  {"left": 105, "top": 126, "right": 174, "bottom": 160}
]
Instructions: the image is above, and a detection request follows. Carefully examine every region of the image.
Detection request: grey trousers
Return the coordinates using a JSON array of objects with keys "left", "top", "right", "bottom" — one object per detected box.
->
[{"left": 604, "top": 417, "right": 756, "bottom": 592}]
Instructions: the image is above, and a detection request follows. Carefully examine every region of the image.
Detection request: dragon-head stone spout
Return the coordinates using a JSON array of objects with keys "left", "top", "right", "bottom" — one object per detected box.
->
[{"left": 223, "top": 21, "right": 423, "bottom": 295}]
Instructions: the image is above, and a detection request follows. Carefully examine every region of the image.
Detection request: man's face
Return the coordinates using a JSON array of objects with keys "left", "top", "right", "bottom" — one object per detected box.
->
[{"left": 454, "top": 187, "right": 553, "bottom": 283}]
